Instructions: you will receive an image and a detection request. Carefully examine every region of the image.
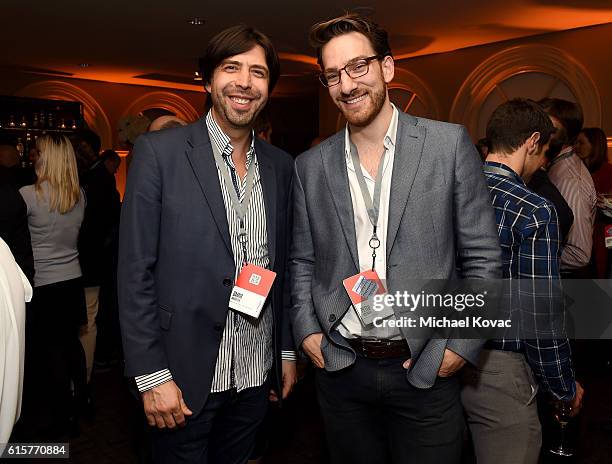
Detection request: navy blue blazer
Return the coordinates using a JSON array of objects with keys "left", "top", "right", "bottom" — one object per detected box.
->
[{"left": 118, "top": 118, "right": 294, "bottom": 415}]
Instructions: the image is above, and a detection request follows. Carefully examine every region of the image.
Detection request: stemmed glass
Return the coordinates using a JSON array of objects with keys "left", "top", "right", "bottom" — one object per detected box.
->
[{"left": 549, "top": 400, "right": 574, "bottom": 457}]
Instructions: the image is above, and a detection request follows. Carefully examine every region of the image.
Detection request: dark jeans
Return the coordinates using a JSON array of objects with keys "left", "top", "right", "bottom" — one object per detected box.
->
[
  {"left": 151, "top": 382, "right": 269, "bottom": 464},
  {"left": 315, "top": 354, "right": 464, "bottom": 464}
]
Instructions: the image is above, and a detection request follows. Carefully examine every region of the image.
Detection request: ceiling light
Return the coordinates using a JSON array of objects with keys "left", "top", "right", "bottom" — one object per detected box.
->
[
  {"left": 188, "top": 17, "right": 205, "bottom": 26},
  {"left": 194, "top": 71, "right": 202, "bottom": 81}
]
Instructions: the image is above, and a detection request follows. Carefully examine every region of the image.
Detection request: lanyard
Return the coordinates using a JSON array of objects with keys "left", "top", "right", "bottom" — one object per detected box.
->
[
  {"left": 211, "top": 141, "right": 257, "bottom": 264},
  {"left": 349, "top": 140, "right": 387, "bottom": 271},
  {"left": 483, "top": 164, "right": 519, "bottom": 180}
]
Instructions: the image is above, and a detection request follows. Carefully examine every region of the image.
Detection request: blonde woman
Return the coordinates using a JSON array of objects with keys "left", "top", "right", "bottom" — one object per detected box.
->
[{"left": 18, "top": 134, "right": 86, "bottom": 440}]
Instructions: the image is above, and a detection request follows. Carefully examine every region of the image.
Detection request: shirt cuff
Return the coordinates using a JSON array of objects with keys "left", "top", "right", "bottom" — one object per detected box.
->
[
  {"left": 281, "top": 350, "right": 297, "bottom": 362},
  {"left": 135, "top": 369, "right": 173, "bottom": 392}
]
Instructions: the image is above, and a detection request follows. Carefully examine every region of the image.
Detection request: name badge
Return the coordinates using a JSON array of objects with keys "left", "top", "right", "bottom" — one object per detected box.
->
[
  {"left": 229, "top": 264, "right": 276, "bottom": 318},
  {"left": 605, "top": 225, "right": 612, "bottom": 250},
  {"left": 343, "top": 270, "right": 392, "bottom": 326}
]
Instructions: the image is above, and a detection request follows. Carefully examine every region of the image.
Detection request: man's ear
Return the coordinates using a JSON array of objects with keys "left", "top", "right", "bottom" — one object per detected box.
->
[
  {"left": 381, "top": 55, "right": 395, "bottom": 84},
  {"left": 527, "top": 132, "right": 541, "bottom": 155}
]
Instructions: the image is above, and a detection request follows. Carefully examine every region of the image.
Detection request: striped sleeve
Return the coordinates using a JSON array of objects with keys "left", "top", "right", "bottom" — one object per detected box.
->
[
  {"left": 281, "top": 350, "right": 297, "bottom": 362},
  {"left": 135, "top": 369, "right": 173, "bottom": 392}
]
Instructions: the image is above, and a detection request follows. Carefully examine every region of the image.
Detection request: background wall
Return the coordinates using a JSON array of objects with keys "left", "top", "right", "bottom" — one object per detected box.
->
[{"left": 318, "top": 22, "right": 612, "bottom": 149}]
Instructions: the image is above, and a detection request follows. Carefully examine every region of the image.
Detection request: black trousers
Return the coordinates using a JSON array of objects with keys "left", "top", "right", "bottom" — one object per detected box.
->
[
  {"left": 151, "top": 382, "right": 269, "bottom": 464},
  {"left": 18, "top": 278, "right": 87, "bottom": 440},
  {"left": 315, "top": 354, "right": 464, "bottom": 464}
]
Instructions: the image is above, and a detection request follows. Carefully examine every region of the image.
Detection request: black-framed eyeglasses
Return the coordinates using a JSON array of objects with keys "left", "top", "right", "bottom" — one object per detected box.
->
[{"left": 319, "top": 55, "right": 382, "bottom": 87}]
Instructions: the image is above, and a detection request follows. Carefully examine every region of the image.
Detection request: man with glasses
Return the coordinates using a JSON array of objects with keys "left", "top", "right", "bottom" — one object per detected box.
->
[{"left": 290, "top": 14, "right": 501, "bottom": 464}]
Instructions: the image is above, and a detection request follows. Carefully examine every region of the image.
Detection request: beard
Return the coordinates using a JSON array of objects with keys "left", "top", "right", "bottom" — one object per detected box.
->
[
  {"left": 545, "top": 126, "right": 567, "bottom": 160},
  {"left": 336, "top": 82, "right": 386, "bottom": 127},
  {"left": 210, "top": 84, "right": 265, "bottom": 129}
]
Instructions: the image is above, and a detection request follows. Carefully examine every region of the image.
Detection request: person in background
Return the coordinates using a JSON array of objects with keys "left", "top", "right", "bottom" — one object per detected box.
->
[
  {"left": 476, "top": 137, "right": 490, "bottom": 161},
  {"left": 463, "top": 99, "right": 582, "bottom": 463},
  {"left": 18, "top": 134, "right": 87, "bottom": 440},
  {"left": 74, "top": 135, "right": 122, "bottom": 420},
  {"left": 527, "top": 137, "right": 574, "bottom": 244},
  {"left": 71, "top": 129, "right": 101, "bottom": 175},
  {"left": 254, "top": 111, "right": 273, "bottom": 143},
  {"left": 0, "top": 138, "right": 34, "bottom": 284},
  {"left": 539, "top": 98, "right": 596, "bottom": 278},
  {"left": 577, "top": 127, "right": 612, "bottom": 278},
  {"left": 148, "top": 115, "right": 188, "bottom": 132},
  {"left": 101, "top": 149, "right": 122, "bottom": 176},
  {"left": 0, "top": 237, "right": 32, "bottom": 444},
  {"left": 575, "top": 127, "right": 608, "bottom": 174}
]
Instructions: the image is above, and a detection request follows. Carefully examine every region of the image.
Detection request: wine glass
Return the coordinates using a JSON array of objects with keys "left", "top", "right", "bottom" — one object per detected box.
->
[{"left": 549, "top": 400, "right": 574, "bottom": 457}]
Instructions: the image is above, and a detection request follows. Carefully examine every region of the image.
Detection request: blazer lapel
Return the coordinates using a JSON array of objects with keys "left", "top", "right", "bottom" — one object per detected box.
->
[
  {"left": 184, "top": 122, "right": 233, "bottom": 258},
  {"left": 387, "top": 113, "right": 426, "bottom": 258},
  {"left": 254, "top": 140, "right": 277, "bottom": 269},
  {"left": 321, "top": 133, "right": 359, "bottom": 271}
]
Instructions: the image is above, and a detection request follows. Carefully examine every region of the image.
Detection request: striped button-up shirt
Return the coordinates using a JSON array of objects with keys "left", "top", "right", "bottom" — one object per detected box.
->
[
  {"left": 135, "top": 111, "right": 295, "bottom": 393},
  {"left": 547, "top": 147, "right": 597, "bottom": 271},
  {"left": 483, "top": 161, "right": 575, "bottom": 400}
]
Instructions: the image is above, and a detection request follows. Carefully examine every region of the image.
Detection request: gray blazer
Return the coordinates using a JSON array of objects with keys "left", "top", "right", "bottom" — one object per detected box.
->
[{"left": 290, "top": 111, "right": 502, "bottom": 388}]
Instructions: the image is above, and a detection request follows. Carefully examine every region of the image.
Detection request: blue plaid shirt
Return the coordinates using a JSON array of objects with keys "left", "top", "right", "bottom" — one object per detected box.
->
[{"left": 483, "top": 161, "right": 575, "bottom": 400}]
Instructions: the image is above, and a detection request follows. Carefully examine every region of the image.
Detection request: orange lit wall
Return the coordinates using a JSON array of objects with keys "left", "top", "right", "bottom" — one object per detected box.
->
[{"left": 319, "top": 22, "right": 612, "bottom": 140}]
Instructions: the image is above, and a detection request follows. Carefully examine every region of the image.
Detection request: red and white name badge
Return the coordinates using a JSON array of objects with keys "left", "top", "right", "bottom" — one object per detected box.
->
[
  {"left": 343, "top": 270, "right": 392, "bottom": 326},
  {"left": 605, "top": 225, "right": 612, "bottom": 250},
  {"left": 229, "top": 264, "right": 277, "bottom": 318}
]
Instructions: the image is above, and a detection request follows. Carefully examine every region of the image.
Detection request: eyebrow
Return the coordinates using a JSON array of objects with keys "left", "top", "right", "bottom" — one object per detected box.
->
[
  {"left": 221, "top": 59, "right": 269, "bottom": 73},
  {"left": 324, "top": 55, "right": 371, "bottom": 72}
]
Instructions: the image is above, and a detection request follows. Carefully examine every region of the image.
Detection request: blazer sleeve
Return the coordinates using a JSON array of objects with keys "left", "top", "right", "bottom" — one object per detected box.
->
[
  {"left": 447, "top": 125, "right": 502, "bottom": 365},
  {"left": 118, "top": 135, "right": 168, "bottom": 377},
  {"left": 289, "top": 162, "right": 323, "bottom": 349}
]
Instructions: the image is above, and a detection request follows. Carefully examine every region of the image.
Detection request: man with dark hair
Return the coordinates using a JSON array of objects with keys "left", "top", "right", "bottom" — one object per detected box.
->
[
  {"left": 462, "top": 99, "right": 583, "bottom": 463},
  {"left": 291, "top": 14, "right": 501, "bottom": 463},
  {"left": 119, "top": 24, "right": 296, "bottom": 463},
  {"left": 538, "top": 98, "right": 596, "bottom": 276},
  {"left": 100, "top": 149, "right": 122, "bottom": 176}
]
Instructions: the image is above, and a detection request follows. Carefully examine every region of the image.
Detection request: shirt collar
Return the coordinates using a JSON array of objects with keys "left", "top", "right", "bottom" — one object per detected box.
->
[
  {"left": 205, "top": 109, "right": 256, "bottom": 166},
  {"left": 344, "top": 103, "right": 399, "bottom": 159},
  {"left": 483, "top": 161, "right": 525, "bottom": 185}
]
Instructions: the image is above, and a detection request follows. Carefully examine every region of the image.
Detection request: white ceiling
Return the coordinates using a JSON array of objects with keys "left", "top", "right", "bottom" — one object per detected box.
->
[{"left": 2, "top": 0, "right": 611, "bottom": 92}]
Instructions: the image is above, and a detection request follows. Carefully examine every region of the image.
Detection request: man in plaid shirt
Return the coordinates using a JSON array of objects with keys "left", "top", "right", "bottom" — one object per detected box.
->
[{"left": 461, "top": 99, "right": 584, "bottom": 463}]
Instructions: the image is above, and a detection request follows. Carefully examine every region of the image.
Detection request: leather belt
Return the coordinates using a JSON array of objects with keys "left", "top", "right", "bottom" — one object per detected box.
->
[{"left": 347, "top": 337, "right": 411, "bottom": 359}]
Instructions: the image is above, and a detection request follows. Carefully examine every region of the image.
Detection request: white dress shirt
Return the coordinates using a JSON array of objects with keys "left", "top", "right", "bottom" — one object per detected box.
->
[{"left": 338, "top": 104, "right": 401, "bottom": 340}]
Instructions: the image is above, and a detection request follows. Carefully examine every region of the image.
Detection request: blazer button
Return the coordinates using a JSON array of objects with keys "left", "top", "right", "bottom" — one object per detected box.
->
[
  {"left": 214, "top": 323, "right": 223, "bottom": 331},
  {"left": 223, "top": 278, "right": 232, "bottom": 287},
  {"left": 329, "top": 314, "right": 336, "bottom": 323}
]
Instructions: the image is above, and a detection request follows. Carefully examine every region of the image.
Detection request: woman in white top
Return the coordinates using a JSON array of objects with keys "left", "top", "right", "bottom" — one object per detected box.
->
[{"left": 18, "top": 134, "right": 87, "bottom": 440}]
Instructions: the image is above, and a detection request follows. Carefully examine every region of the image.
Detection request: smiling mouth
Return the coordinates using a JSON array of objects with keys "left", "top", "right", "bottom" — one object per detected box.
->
[
  {"left": 229, "top": 96, "right": 253, "bottom": 105},
  {"left": 342, "top": 94, "right": 367, "bottom": 105}
]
